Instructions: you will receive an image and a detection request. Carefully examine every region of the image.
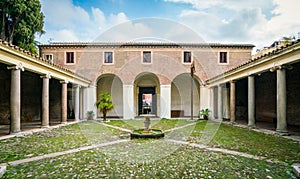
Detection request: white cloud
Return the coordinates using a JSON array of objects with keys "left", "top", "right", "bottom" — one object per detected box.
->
[
  {"left": 164, "top": 0, "right": 272, "bottom": 11},
  {"left": 37, "top": 0, "right": 300, "bottom": 51},
  {"left": 166, "top": 0, "right": 300, "bottom": 50},
  {"left": 53, "top": 29, "right": 79, "bottom": 42},
  {"left": 38, "top": 0, "right": 129, "bottom": 43}
]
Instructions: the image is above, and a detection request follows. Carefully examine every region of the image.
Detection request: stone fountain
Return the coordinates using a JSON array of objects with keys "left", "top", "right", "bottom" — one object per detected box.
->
[{"left": 130, "top": 114, "right": 165, "bottom": 139}]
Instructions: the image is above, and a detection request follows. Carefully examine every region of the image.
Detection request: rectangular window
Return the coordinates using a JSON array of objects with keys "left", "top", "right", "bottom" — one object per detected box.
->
[
  {"left": 104, "top": 52, "right": 113, "bottom": 63},
  {"left": 183, "top": 51, "right": 191, "bottom": 63},
  {"left": 44, "top": 54, "right": 53, "bottom": 63},
  {"left": 143, "top": 51, "right": 151, "bottom": 63},
  {"left": 219, "top": 52, "right": 228, "bottom": 63},
  {"left": 66, "top": 52, "right": 74, "bottom": 64}
]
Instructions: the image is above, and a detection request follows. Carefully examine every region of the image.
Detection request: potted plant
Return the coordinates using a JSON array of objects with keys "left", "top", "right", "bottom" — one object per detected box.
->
[
  {"left": 198, "top": 108, "right": 210, "bottom": 120},
  {"left": 95, "top": 93, "right": 114, "bottom": 121},
  {"left": 86, "top": 111, "right": 94, "bottom": 120}
]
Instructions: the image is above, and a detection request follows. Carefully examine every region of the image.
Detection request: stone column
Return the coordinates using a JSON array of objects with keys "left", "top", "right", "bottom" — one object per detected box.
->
[
  {"left": 217, "top": 84, "right": 223, "bottom": 120},
  {"left": 82, "top": 87, "right": 88, "bottom": 119},
  {"left": 224, "top": 87, "right": 230, "bottom": 119},
  {"left": 160, "top": 85, "right": 171, "bottom": 119},
  {"left": 200, "top": 85, "right": 210, "bottom": 110},
  {"left": 276, "top": 68, "right": 288, "bottom": 133},
  {"left": 79, "top": 87, "right": 84, "bottom": 120},
  {"left": 41, "top": 74, "right": 51, "bottom": 128},
  {"left": 74, "top": 85, "right": 80, "bottom": 122},
  {"left": 248, "top": 75, "right": 255, "bottom": 127},
  {"left": 210, "top": 87, "right": 216, "bottom": 119},
  {"left": 123, "top": 84, "right": 134, "bottom": 119},
  {"left": 8, "top": 65, "right": 24, "bottom": 134},
  {"left": 230, "top": 81, "right": 236, "bottom": 123},
  {"left": 82, "top": 85, "right": 97, "bottom": 120},
  {"left": 60, "top": 80, "right": 68, "bottom": 124}
]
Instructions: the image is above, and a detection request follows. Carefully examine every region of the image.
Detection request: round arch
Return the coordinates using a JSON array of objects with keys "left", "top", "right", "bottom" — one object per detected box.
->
[
  {"left": 96, "top": 74, "right": 123, "bottom": 118},
  {"left": 134, "top": 72, "right": 160, "bottom": 116},
  {"left": 171, "top": 73, "right": 201, "bottom": 118}
]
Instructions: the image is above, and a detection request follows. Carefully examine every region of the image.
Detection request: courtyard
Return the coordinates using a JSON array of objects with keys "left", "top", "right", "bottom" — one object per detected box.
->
[{"left": 1, "top": 119, "right": 299, "bottom": 178}]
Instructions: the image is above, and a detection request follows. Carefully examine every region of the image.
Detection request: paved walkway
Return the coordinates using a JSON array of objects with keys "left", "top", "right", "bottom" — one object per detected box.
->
[
  {"left": 164, "top": 139, "right": 285, "bottom": 164},
  {"left": 1, "top": 139, "right": 129, "bottom": 167},
  {"left": 0, "top": 120, "right": 82, "bottom": 141},
  {"left": 223, "top": 121, "right": 300, "bottom": 142}
]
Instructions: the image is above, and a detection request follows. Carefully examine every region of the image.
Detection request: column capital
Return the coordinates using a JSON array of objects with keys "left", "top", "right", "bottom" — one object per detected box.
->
[
  {"left": 230, "top": 80, "right": 236, "bottom": 83},
  {"left": 270, "top": 65, "right": 281, "bottom": 72},
  {"left": 40, "top": 73, "right": 51, "bottom": 79},
  {"left": 88, "top": 84, "right": 96, "bottom": 88},
  {"left": 160, "top": 84, "right": 171, "bottom": 88},
  {"left": 218, "top": 83, "right": 224, "bottom": 87},
  {"left": 73, "top": 84, "right": 81, "bottom": 88},
  {"left": 270, "top": 64, "right": 293, "bottom": 72},
  {"left": 7, "top": 63, "right": 24, "bottom": 71},
  {"left": 60, "top": 80, "right": 69, "bottom": 84}
]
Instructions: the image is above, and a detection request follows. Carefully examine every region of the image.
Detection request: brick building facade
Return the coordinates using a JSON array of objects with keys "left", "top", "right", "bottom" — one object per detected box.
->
[{"left": 39, "top": 42, "right": 254, "bottom": 119}]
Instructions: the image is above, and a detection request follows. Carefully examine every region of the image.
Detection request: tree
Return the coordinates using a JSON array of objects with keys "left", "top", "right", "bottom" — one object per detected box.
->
[
  {"left": 95, "top": 93, "right": 114, "bottom": 121},
  {"left": 0, "top": 0, "right": 45, "bottom": 54}
]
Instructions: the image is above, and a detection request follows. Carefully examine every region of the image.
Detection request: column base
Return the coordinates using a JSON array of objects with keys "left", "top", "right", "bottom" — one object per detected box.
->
[
  {"left": 248, "top": 124, "right": 256, "bottom": 129},
  {"left": 41, "top": 125, "right": 50, "bottom": 128},
  {"left": 61, "top": 121, "right": 67, "bottom": 124},
  {"left": 9, "top": 131, "right": 21, "bottom": 135},
  {"left": 276, "top": 129, "right": 289, "bottom": 136},
  {"left": 230, "top": 121, "right": 236, "bottom": 125}
]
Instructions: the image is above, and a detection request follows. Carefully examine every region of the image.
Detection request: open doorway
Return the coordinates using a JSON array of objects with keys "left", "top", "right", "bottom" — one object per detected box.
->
[{"left": 138, "top": 87, "right": 156, "bottom": 115}]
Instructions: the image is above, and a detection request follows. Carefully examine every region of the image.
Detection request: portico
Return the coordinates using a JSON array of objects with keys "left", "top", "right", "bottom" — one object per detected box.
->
[
  {"left": 0, "top": 40, "right": 91, "bottom": 134},
  {"left": 207, "top": 40, "right": 300, "bottom": 134}
]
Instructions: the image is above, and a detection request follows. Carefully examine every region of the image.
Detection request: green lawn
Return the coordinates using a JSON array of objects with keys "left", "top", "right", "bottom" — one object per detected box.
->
[
  {"left": 3, "top": 142, "right": 295, "bottom": 178},
  {"left": 106, "top": 118, "right": 192, "bottom": 131},
  {"left": 190, "top": 121, "right": 300, "bottom": 164},
  {"left": 1, "top": 119, "right": 299, "bottom": 178},
  {"left": 0, "top": 121, "right": 121, "bottom": 163}
]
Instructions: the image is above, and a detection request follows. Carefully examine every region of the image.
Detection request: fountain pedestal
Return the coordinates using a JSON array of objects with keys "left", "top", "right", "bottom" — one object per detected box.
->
[
  {"left": 130, "top": 114, "right": 164, "bottom": 139},
  {"left": 143, "top": 114, "right": 152, "bottom": 132}
]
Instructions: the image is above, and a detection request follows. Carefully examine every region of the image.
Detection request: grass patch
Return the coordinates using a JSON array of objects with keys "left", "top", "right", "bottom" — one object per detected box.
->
[
  {"left": 107, "top": 119, "right": 192, "bottom": 131},
  {"left": 1, "top": 119, "right": 299, "bottom": 178},
  {"left": 190, "top": 122, "right": 300, "bottom": 163},
  {"left": 0, "top": 121, "right": 122, "bottom": 163},
  {"left": 3, "top": 144, "right": 295, "bottom": 178}
]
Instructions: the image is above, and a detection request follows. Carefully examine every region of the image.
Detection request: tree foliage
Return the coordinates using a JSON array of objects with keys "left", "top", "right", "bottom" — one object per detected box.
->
[
  {"left": 0, "top": 0, "right": 45, "bottom": 54},
  {"left": 95, "top": 93, "right": 114, "bottom": 121}
]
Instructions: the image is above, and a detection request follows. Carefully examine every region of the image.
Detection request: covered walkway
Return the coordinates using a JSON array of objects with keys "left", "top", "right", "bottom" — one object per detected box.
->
[
  {"left": 207, "top": 40, "right": 300, "bottom": 135},
  {"left": 0, "top": 40, "right": 92, "bottom": 135}
]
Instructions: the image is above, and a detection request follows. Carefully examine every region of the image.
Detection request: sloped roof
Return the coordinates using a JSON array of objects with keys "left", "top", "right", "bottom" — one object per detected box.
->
[
  {"left": 0, "top": 39, "right": 91, "bottom": 83},
  {"left": 39, "top": 41, "right": 254, "bottom": 49},
  {"left": 207, "top": 39, "right": 300, "bottom": 82}
]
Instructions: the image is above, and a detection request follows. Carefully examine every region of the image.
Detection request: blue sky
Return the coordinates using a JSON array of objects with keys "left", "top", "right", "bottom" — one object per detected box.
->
[{"left": 38, "top": 0, "right": 300, "bottom": 50}]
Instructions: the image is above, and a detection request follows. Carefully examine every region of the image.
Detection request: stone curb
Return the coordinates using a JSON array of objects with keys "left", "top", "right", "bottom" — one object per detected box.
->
[
  {"left": 0, "top": 165, "right": 6, "bottom": 178},
  {"left": 0, "top": 120, "right": 83, "bottom": 141},
  {"left": 3, "top": 139, "right": 129, "bottom": 167},
  {"left": 292, "top": 163, "right": 300, "bottom": 178},
  {"left": 99, "top": 122, "right": 132, "bottom": 133},
  {"left": 164, "top": 122, "right": 197, "bottom": 133},
  {"left": 222, "top": 121, "right": 300, "bottom": 142},
  {"left": 165, "top": 139, "right": 285, "bottom": 164}
]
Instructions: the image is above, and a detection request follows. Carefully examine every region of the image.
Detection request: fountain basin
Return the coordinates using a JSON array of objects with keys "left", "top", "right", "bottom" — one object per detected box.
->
[{"left": 130, "top": 129, "right": 164, "bottom": 139}]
